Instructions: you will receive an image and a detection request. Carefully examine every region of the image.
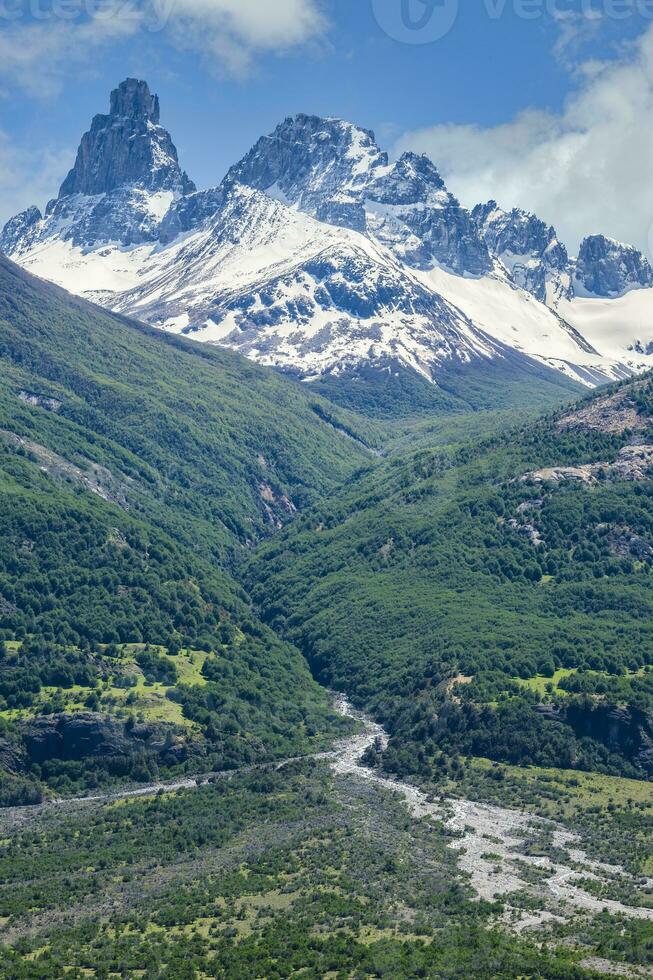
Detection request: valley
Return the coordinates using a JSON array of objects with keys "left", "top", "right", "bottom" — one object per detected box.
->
[
  {"left": 12, "top": 691, "right": 652, "bottom": 930},
  {"left": 0, "top": 694, "right": 651, "bottom": 978},
  {"left": 0, "top": 76, "right": 652, "bottom": 978},
  {"left": 0, "top": 253, "right": 652, "bottom": 975}
]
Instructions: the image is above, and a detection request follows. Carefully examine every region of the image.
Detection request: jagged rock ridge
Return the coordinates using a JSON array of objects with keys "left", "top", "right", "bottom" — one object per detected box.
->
[
  {"left": 575, "top": 235, "right": 653, "bottom": 298},
  {"left": 229, "top": 116, "right": 492, "bottom": 277},
  {"left": 59, "top": 78, "right": 195, "bottom": 198},
  {"left": 473, "top": 201, "right": 572, "bottom": 304},
  {"left": 3, "top": 80, "right": 653, "bottom": 394}
]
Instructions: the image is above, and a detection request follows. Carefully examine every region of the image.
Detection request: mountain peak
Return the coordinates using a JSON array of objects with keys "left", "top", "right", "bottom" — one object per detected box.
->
[
  {"left": 575, "top": 234, "right": 653, "bottom": 298},
  {"left": 227, "top": 113, "right": 388, "bottom": 211},
  {"left": 472, "top": 200, "right": 572, "bottom": 303},
  {"left": 109, "top": 78, "right": 160, "bottom": 125},
  {"left": 366, "top": 151, "right": 446, "bottom": 206},
  {"left": 58, "top": 78, "right": 195, "bottom": 199}
]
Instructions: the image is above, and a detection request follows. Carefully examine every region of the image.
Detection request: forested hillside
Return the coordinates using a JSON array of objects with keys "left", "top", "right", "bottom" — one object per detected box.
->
[
  {"left": 0, "top": 256, "right": 373, "bottom": 801},
  {"left": 0, "top": 256, "right": 375, "bottom": 561},
  {"left": 247, "top": 374, "right": 653, "bottom": 781}
]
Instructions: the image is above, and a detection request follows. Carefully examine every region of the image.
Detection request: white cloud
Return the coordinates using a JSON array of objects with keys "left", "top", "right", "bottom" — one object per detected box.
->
[
  {"left": 395, "top": 25, "right": 653, "bottom": 257},
  {"left": 0, "top": 131, "right": 72, "bottom": 227},
  {"left": 0, "top": 13, "right": 143, "bottom": 97},
  {"left": 156, "top": 0, "right": 325, "bottom": 48},
  {"left": 154, "top": 0, "right": 328, "bottom": 76},
  {"left": 0, "top": 0, "right": 327, "bottom": 95}
]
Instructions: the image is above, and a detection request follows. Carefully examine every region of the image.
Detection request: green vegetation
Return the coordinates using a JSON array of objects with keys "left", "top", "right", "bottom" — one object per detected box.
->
[
  {"left": 307, "top": 354, "right": 581, "bottom": 419},
  {"left": 248, "top": 376, "right": 653, "bottom": 782},
  {"left": 0, "top": 432, "right": 349, "bottom": 797},
  {"left": 0, "top": 256, "right": 371, "bottom": 800},
  {"left": 0, "top": 255, "right": 376, "bottom": 563},
  {"left": 0, "top": 255, "right": 651, "bottom": 975},
  {"left": 0, "top": 760, "right": 625, "bottom": 978}
]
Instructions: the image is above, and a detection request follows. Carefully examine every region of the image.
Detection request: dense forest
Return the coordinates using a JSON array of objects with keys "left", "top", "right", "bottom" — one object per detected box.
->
[
  {"left": 2, "top": 253, "right": 653, "bottom": 794},
  {"left": 0, "top": 257, "right": 367, "bottom": 801},
  {"left": 248, "top": 375, "right": 653, "bottom": 781},
  {"left": 0, "top": 255, "right": 376, "bottom": 562}
]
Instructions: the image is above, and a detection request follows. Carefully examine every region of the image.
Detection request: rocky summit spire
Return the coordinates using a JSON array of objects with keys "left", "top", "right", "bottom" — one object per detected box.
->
[
  {"left": 110, "top": 77, "right": 160, "bottom": 124},
  {"left": 58, "top": 79, "right": 195, "bottom": 199},
  {"left": 575, "top": 234, "right": 653, "bottom": 298}
]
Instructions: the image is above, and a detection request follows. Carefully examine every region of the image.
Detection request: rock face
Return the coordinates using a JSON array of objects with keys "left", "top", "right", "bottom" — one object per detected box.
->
[
  {"left": 45, "top": 186, "right": 180, "bottom": 248},
  {"left": 575, "top": 235, "right": 653, "bottom": 297},
  {"left": 537, "top": 702, "right": 653, "bottom": 775},
  {"left": 229, "top": 115, "right": 492, "bottom": 277},
  {"left": 59, "top": 78, "right": 195, "bottom": 198},
  {"left": 524, "top": 445, "right": 653, "bottom": 486},
  {"left": 365, "top": 153, "right": 492, "bottom": 276},
  {"left": 0, "top": 206, "right": 42, "bottom": 256},
  {"left": 158, "top": 186, "right": 226, "bottom": 243},
  {"left": 1, "top": 79, "right": 196, "bottom": 251},
  {"left": 22, "top": 712, "right": 190, "bottom": 766},
  {"left": 367, "top": 151, "right": 446, "bottom": 205},
  {"left": 473, "top": 201, "right": 572, "bottom": 304}
]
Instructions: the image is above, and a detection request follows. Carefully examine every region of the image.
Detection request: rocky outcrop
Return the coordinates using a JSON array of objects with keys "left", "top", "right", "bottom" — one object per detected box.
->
[
  {"left": 0, "top": 729, "right": 26, "bottom": 774},
  {"left": 365, "top": 152, "right": 492, "bottom": 276},
  {"left": 0, "top": 430, "right": 131, "bottom": 508},
  {"left": 523, "top": 445, "right": 653, "bottom": 486},
  {"left": 372, "top": 191, "right": 491, "bottom": 276},
  {"left": 22, "top": 712, "right": 190, "bottom": 766},
  {"left": 47, "top": 185, "right": 179, "bottom": 247},
  {"left": 18, "top": 390, "right": 61, "bottom": 412},
  {"left": 536, "top": 701, "right": 653, "bottom": 775},
  {"left": 556, "top": 385, "right": 648, "bottom": 435},
  {"left": 606, "top": 526, "right": 653, "bottom": 561},
  {"left": 575, "top": 235, "right": 653, "bottom": 297},
  {"left": 0, "top": 206, "right": 42, "bottom": 257},
  {"left": 59, "top": 78, "right": 195, "bottom": 199},
  {"left": 473, "top": 201, "right": 572, "bottom": 303},
  {"left": 367, "top": 151, "right": 446, "bottom": 205}
]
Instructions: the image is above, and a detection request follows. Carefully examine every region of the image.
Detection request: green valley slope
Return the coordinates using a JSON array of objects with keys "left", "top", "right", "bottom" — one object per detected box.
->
[
  {"left": 247, "top": 374, "right": 653, "bottom": 782},
  {"left": 0, "top": 256, "right": 376, "bottom": 562},
  {"left": 0, "top": 256, "right": 378, "bottom": 800}
]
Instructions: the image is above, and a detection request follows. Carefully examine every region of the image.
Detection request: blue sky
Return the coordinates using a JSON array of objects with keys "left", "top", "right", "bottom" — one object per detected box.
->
[{"left": 2, "top": 1, "right": 653, "bottom": 252}]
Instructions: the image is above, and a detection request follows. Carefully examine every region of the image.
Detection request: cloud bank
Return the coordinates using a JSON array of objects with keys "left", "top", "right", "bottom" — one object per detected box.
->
[
  {"left": 161, "top": 0, "right": 327, "bottom": 74},
  {"left": 395, "top": 26, "right": 653, "bottom": 256},
  {"left": 0, "top": 0, "right": 327, "bottom": 95}
]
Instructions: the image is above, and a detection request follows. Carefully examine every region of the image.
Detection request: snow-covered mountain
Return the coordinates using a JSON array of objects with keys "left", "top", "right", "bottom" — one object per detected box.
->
[
  {"left": 4, "top": 79, "right": 653, "bottom": 404},
  {"left": 471, "top": 201, "right": 572, "bottom": 306},
  {"left": 575, "top": 235, "right": 653, "bottom": 298}
]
